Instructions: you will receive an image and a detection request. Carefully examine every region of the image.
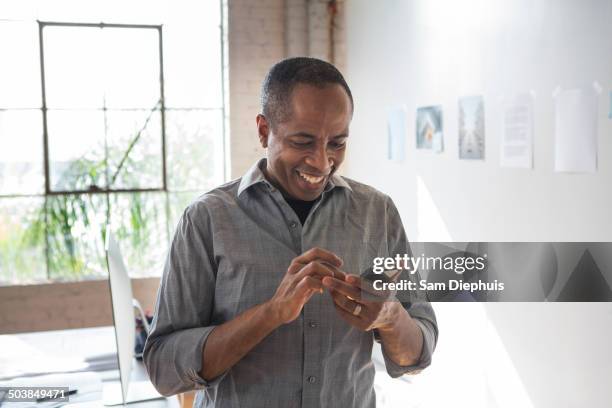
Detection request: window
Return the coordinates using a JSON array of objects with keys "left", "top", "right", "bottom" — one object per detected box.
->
[{"left": 0, "top": 1, "right": 226, "bottom": 285}]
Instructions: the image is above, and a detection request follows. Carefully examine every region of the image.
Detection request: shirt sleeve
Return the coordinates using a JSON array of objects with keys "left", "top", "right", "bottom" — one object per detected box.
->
[
  {"left": 376, "top": 196, "right": 439, "bottom": 377},
  {"left": 143, "top": 200, "right": 226, "bottom": 396}
]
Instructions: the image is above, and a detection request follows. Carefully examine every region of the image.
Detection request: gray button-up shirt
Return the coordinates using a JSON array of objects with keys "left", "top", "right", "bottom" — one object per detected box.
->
[{"left": 143, "top": 159, "right": 438, "bottom": 408}]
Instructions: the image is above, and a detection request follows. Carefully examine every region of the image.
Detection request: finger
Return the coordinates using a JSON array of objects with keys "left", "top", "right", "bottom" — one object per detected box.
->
[
  {"left": 332, "top": 302, "right": 369, "bottom": 331},
  {"left": 322, "top": 276, "right": 362, "bottom": 300},
  {"left": 329, "top": 289, "right": 366, "bottom": 316},
  {"left": 287, "top": 261, "right": 305, "bottom": 275},
  {"left": 291, "top": 247, "right": 343, "bottom": 270},
  {"left": 320, "top": 262, "right": 348, "bottom": 281},
  {"left": 346, "top": 275, "right": 392, "bottom": 301},
  {"left": 294, "top": 261, "right": 336, "bottom": 282},
  {"left": 295, "top": 275, "right": 324, "bottom": 297}
]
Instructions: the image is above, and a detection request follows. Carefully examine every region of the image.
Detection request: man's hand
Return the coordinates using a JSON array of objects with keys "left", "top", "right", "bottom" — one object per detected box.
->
[
  {"left": 322, "top": 274, "right": 399, "bottom": 332},
  {"left": 268, "top": 247, "right": 344, "bottom": 324},
  {"left": 323, "top": 274, "right": 424, "bottom": 366},
  {"left": 200, "top": 247, "right": 344, "bottom": 381}
]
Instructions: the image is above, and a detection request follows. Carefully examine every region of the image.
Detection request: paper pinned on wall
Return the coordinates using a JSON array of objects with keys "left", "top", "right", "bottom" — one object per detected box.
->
[
  {"left": 554, "top": 88, "right": 598, "bottom": 173},
  {"left": 458, "top": 95, "right": 485, "bottom": 160},
  {"left": 501, "top": 92, "right": 534, "bottom": 168},
  {"left": 416, "top": 105, "right": 444, "bottom": 153},
  {"left": 387, "top": 106, "right": 407, "bottom": 161}
]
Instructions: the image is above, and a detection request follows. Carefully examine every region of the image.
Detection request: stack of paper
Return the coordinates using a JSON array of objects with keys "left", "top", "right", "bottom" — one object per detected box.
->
[{"left": 0, "top": 336, "right": 88, "bottom": 380}]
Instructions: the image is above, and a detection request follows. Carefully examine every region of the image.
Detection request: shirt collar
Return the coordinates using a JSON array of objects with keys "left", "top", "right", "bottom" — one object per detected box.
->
[
  {"left": 328, "top": 171, "right": 352, "bottom": 192},
  {"left": 237, "top": 158, "right": 353, "bottom": 197},
  {"left": 237, "top": 158, "right": 270, "bottom": 196}
]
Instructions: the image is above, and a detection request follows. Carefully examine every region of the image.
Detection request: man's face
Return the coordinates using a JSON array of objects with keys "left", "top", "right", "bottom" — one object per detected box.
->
[{"left": 257, "top": 83, "right": 352, "bottom": 201}]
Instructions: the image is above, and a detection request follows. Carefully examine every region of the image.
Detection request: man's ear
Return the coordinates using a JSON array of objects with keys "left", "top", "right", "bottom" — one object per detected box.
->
[{"left": 256, "top": 114, "right": 270, "bottom": 148}]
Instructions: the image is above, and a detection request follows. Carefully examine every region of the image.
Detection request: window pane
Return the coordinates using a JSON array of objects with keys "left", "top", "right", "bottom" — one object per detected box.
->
[
  {"left": 0, "top": 21, "right": 41, "bottom": 109},
  {"left": 106, "top": 110, "right": 163, "bottom": 190},
  {"left": 103, "top": 27, "right": 161, "bottom": 109},
  {"left": 0, "top": 197, "right": 46, "bottom": 285},
  {"left": 167, "top": 191, "right": 204, "bottom": 235},
  {"left": 35, "top": 0, "right": 164, "bottom": 25},
  {"left": 109, "top": 192, "right": 167, "bottom": 277},
  {"left": 46, "top": 193, "right": 107, "bottom": 281},
  {"left": 47, "top": 110, "right": 106, "bottom": 192},
  {"left": 0, "top": 110, "right": 44, "bottom": 195},
  {"left": 163, "top": 6, "right": 223, "bottom": 109},
  {"left": 43, "top": 26, "right": 104, "bottom": 109},
  {"left": 166, "top": 110, "right": 223, "bottom": 191},
  {"left": 0, "top": 2, "right": 37, "bottom": 22}
]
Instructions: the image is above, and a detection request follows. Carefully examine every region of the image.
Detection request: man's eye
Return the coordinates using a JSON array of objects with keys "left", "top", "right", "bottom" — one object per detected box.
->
[
  {"left": 329, "top": 142, "right": 346, "bottom": 149},
  {"left": 292, "top": 141, "right": 312, "bottom": 147}
]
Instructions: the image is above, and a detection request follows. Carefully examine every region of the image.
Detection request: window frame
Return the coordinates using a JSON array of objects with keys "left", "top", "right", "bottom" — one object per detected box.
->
[
  {"left": 38, "top": 21, "right": 168, "bottom": 196},
  {"left": 0, "top": 8, "right": 227, "bottom": 285}
]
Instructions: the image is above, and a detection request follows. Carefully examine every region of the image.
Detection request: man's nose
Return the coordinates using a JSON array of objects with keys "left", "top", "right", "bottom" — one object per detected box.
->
[{"left": 305, "top": 145, "right": 332, "bottom": 174}]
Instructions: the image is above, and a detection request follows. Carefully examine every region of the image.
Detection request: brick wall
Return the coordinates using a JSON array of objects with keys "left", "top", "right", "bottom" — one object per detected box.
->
[
  {"left": 286, "top": 0, "right": 308, "bottom": 57},
  {"left": 228, "top": 0, "right": 346, "bottom": 178},
  {"left": 0, "top": 278, "right": 159, "bottom": 333}
]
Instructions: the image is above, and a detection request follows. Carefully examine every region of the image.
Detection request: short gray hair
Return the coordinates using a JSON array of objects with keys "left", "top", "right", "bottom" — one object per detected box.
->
[{"left": 260, "top": 57, "right": 353, "bottom": 129}]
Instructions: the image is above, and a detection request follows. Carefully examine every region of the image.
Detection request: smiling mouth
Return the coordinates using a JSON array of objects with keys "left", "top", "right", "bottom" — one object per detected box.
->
[{"left": 297, "top": 170, "right": 327, "bottom": 185}]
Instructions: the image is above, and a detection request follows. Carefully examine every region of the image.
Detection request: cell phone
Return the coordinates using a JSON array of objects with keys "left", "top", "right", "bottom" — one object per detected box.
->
[
  {"left": 356, "top": 267, "right": 401, "bottom": 302},
  {"left": 360, "top": 267, "right": 401, "bottom": 284}
]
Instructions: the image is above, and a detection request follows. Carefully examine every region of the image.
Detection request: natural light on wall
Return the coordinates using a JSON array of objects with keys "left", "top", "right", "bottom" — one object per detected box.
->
[
  {"left": 412, "top": 0, "right": 504, "bottom": 93},
  {"left": 415, "top": 0, "right": 499, "bottom": 31},
  {"left": 483, "top": 313, "right": 534, "bottom": 408},
  {"left": 416, "top": 176, "right": 452, "bottom": 241},
  {"left": 0, "top": 0, "right": 226, "bottom": 285}
]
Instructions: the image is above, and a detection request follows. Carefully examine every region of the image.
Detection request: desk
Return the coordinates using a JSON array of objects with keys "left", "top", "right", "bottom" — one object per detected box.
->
[
  {"left": 0, "top": 326, "right": 179, "bottom": 407},
  {"left": 2, "top": 327, "right": 406, "bottom": 407}
]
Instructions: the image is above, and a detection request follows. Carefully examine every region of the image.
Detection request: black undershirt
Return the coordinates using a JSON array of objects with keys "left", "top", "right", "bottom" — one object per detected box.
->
[{"left": 284, "top": 196, "right": 317, "bottom": 225}]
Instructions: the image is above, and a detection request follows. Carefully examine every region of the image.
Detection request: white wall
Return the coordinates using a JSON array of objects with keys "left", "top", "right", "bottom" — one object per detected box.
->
[
  {"left": 343, "top": 0, "right": 612, "bottom": 242},
  {"left": 343, "top": 1, "right": 612, "bottom": 407}
]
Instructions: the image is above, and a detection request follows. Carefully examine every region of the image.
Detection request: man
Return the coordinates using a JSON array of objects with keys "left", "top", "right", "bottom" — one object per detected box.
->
[{"left": 144, "top": 57, "right": 438, "bottom": 407}]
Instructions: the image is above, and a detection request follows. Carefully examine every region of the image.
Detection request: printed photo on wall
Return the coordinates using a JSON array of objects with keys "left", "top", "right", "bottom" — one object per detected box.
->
[
  {"left": 458, "top": 95, "right": 485, "bottom": 159},
  {"left": 416, "top": 105, "right": 444, "bottom": 153}
]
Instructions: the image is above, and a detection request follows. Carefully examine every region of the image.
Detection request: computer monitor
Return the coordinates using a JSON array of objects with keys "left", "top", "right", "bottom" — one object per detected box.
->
[{"left": 104, "top": 228, "right": 160, "bottom": 406}]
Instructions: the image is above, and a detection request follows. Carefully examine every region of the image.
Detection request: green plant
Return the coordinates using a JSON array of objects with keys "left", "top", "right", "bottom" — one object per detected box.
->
[{"left": 19, "top": 102, "right": 164, "bottom": 281}]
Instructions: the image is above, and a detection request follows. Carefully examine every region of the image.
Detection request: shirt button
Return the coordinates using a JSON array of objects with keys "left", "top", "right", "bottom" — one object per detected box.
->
[
  {"left": 309, "top": 321, "right": 318, "bottom": 328},
  {"left": 289, "top": 221, "right": 298, "bottom": 229},
  {"left": 308, "top": 376, "right": 316, "bottom": 383}
]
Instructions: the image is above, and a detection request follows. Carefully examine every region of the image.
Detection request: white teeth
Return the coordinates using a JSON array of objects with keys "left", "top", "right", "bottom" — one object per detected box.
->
[{"left": 298, "top": 171, "right": 325, "bottom": 184}]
